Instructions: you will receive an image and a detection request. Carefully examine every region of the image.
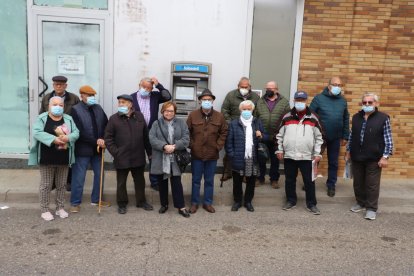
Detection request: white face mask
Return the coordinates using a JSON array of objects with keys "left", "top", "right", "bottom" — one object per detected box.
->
[{"left": 239, "top": 88, "right": 249, "bottom": 96}]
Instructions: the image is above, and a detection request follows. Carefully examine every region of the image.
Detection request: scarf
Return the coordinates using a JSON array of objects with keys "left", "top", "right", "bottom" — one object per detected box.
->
[
  {"left": 162, "top": 120, "right": 175, "bottom": 177},
  {"left": 240, "top": 116, "right": 253, "bottom": 158}
]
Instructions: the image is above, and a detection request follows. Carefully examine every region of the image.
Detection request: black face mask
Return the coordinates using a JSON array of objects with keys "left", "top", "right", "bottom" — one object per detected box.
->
[{"left": 265, "top": 90, "right": 275, "bottom": 97}]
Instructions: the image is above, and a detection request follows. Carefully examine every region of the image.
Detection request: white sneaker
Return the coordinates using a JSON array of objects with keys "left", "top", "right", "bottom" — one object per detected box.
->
[
  {"left": 350, "top": 203, "right": 365, "bottom": 213},
  {"left": 364, "top": 210, "right": 377, "bottom": 220},
  {"left": 41, "top": 211, "right": 54, "bottom": 221},
  {"left": 55, "top": 209, "right": 69, "bottom": 219}
]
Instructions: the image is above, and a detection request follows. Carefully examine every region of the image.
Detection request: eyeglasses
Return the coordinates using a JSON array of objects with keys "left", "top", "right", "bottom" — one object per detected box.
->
[
  {"left": 330, "top": 83, "right": 343, "bottom": 87},
  {"left": 164, "top": 110, "right": 175, "bottom": 113},
  {"left": 362, "top": 101, "right": 374, "bottom": 105}
]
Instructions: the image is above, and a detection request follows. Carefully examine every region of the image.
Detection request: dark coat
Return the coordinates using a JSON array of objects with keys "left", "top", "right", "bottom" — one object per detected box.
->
[
  {"left": 130, "top": 83, "right": 171, "bottom": 129},
  {"left": 187, "top": 108, "right": 228, "bottom": 160},
  {"left": 149, "top": 117, "right": 189, "bottom": 176},
  {"left": 225, "top": 117, "right": 264, "bottom": 171},
  {"left": 39, "top": 91, "right": 80, "bottom": 114},
  {"left": 71, "top": 102, "right": 108, "bottom": 157},
  {"left": 104, "top": 110, "right": 151, "bottom": 169},
  {"left": 309, "top": 87, "right": 350, "bottom": 141}
]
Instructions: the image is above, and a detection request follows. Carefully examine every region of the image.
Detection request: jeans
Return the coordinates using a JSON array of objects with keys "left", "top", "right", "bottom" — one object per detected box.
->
[
  {"left": 326, "top": 139, "right": 340, "bottom": 189},
  {"left": 191, "top": 159, "right": 217, "bottom": 205},
  {"left": 284, "top": 158, "right": 317, "bottom": 208},
  {"left": 232, "top": 171, "right": 255, "bottom": 204},
  {"left": 352, "top": 161, "right": 382, "bottom": 211},
  {"left": 71, "top": 155, "right": 103, "bottom": 206},
  {"left": 116, "top": 166, "right": 146, "bottom": 208},
  {"left": 258, "top": 140, "right": 280, "bottom": 182},
  {"left": 157, "top": 175, "right": 185, "bottom": 209}
]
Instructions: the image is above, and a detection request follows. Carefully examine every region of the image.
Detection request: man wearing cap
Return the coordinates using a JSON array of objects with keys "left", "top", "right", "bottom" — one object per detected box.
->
[
  {"left": 69, "top": 85, "right": 108, "bottom": 213},
  {"left": 186, "top": 89, "right": 228, "bottom": 214},
  {"left": 131, "top": 77, "right": 171, "bottom": 191},
  {"left": 105, "top": 94, "right": 153, "bottom": 214},
  {"left": 310, "top": 77, "right": 350, "bottom": 197},
  {"left": 275, "top": 91, "right": 325, "bottom": 215},
  {"left": 40, "top": 76, "right": 80, "bottom": 114},
  {"left": 221, "top": 77, "right": 260, "bottom": 181}
]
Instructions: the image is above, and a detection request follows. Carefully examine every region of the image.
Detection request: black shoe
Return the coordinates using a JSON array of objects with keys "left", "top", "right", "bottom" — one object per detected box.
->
[
  {"left": 118, "top": 207, "right": 127, "bottom": 214},
  {"left": 244, "top": 202, "right": 255, "bottom": 212},
  {"left": 151, "top": 185, "right": 159, "bottom": 191},
  {"left": 159, "top": 206, "right": 168, "bottom": 214},
  {"left": 231, "top": 202, "right": 242, "bottom": 211},
  {"left": 327, "top": 187, "right": 335, "bottom": 197},
  {"left": 178, "top": 208, "right": 190, "bottom": 218},
  {"left": 137, "top": 202, "right": 154, "bottom": 211},
  {"left": 66, "top": 182, "right": 71, "bottom": 192},
  {"left": 302, "top": 185, "right": 305, "bottom": 191}
]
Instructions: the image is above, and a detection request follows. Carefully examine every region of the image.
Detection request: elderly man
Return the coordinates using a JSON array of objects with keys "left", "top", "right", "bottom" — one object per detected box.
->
[
  {"left": 310, "top": 77, "right": 350, "bottom": 197},
  {"left": 345, "top": 93, "right": 393, "bottom": 220},
  {"left": 69, "top": 85, "right": 109, "bottom": 213},
  {"left": 105, "top": 94, "right": 152, "bottom": 214},
  {"left": 187, "top": 89, "right": 228, "bottom": 214},
  {"left": 221, "top": 77, "right": 260, "bottom": 181},
  {"left": 255, "top": 81, "right": 290, "bottom": 188},
  {"left": 131, "top": 77, "right": 171, "bottom": 191},
  {"left": 276, "top": 91, "right": 325, "bottom": 215}
]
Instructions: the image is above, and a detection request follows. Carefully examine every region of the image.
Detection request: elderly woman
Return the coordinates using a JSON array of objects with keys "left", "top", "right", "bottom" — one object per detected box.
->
[
  {"left": 29, "top": 96, "right": 79, "bottom": 221},
  {"left": 149, "top": 102, "right": 191, "bottom": 218},
  {"left": 225, "top": 100, "right": 264, "bottom": 212}
]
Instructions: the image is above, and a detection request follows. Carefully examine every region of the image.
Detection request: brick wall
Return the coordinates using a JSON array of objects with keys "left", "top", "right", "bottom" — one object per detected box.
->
[{"left": 299, "top": 0, "right": 414, "bottom": 178}]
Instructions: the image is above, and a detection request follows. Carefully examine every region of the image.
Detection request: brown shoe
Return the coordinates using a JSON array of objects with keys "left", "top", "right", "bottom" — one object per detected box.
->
[
  {"left": 242, "top": 176, "right": 247, "bottom": 183},
  {"left": 220, "top": 175, "right": 232, "bottom": 181},
  {"left": 255, "top": 179, "right": 265, "bottom": 187},
  {"left": 189, "top": 204, "right": 198, "bottom": 214},
  {"left": 271, "top": 180, "right": 280, "bottom": 189},
  {"left": 202, "top": 204, "right": 216, "bottom": 213}
]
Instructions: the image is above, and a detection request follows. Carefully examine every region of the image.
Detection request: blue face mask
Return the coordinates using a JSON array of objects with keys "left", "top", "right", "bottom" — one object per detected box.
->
[
  {"left": 331, "top": 86, "right": 341, "bottom": 96},
  {"left": 139, "top": 88, "right": 150, "bottom": 97},
  {"left": 201, "top": 100, "right": 212, "bottom": 110},
  {"left": 51, "top": 105, "right": 64, "bottom": 116},
  {"left": 86, "top": 96, "right": 96, "bottom": 106},
  {"left": 241, "top": 110, "right": 252, "bottom": 120},
  {"left": 118, "top": 106, "right": 129, "bottom": 115},
  {"left": 362, "top": 105, "right": 375, "bottom": 113},
  {"left": 294, "top": 102, "right": 306, "bottom": 111}
]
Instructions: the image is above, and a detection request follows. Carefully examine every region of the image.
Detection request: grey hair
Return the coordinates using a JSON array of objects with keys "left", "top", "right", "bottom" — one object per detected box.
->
[
  {"left": 49, "top": 96, "right": 64, "bottom": 105},
  {"left": 362, "top": 93, "right": 379, "bottom": 102},
  {"left": 328, "top": 76, "right": 342, "bottom": 85},
  {"left": 139, "top": 77, "right": 153, "bottom": 86},
  {"left": 239, "top": 100, "right": 255, "bottom": 111},
  {"left": 266, "top": 81, "right": 278, "bottom": 88},
  {"left": 238, "top": 77, "right": 250, "bottom": 86}
]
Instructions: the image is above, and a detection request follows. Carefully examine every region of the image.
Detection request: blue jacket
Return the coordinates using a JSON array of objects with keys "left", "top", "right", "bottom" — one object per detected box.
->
[
  {"left": 28, "top": 112, "right": 80, "bottom": 166},
  {"left": 71, "top": 102, "right": 108, "bottom": 156},
  {"left": 225, "top": 117, "right": 264, "bottom": 171},
  {"left": 131, "top": 83, "right": 171, "bottom": 129},
  {"left": 309, "top": 87, "right": 350, "bottom": 141}
]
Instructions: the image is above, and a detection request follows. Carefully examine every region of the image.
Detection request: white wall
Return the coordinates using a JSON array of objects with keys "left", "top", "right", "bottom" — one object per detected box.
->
[{"left": 113, "top": 0, "right": 253, "bottom": 112}]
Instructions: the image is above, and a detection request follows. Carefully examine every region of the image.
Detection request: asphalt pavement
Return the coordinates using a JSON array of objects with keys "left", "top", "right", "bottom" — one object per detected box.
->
[{"left": 0, "top": 169, "right": 413, "bottom": 275}]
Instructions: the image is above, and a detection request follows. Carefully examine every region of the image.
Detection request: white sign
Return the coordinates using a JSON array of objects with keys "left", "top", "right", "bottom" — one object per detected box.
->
[{"left": 57, "top": 55, "right": 85, "bottom": 75}]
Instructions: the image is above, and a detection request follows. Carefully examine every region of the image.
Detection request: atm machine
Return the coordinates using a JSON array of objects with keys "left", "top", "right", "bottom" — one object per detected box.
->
[{"left": 170, "top": 61, "right": 212, "bottom": 118}]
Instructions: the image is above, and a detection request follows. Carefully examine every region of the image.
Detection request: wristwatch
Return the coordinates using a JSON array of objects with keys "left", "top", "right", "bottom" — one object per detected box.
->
[{"left": 382, "top": 155, "right": 389, "bottom": 160}]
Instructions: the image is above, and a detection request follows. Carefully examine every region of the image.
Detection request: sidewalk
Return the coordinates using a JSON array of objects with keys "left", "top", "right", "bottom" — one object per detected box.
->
[{"left": 0, "top": 169, "right": 413, "bottom": 213}]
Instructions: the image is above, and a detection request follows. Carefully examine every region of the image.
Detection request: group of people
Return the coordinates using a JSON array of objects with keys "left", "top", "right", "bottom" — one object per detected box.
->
[{"left": 29, "top": 75, "right": 393, "bottom": 221}]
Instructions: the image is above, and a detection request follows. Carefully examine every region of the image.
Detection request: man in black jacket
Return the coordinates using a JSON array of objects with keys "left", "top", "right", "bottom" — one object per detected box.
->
[{"left": 69, "top": 85, "right": 108, "bottom": 213}]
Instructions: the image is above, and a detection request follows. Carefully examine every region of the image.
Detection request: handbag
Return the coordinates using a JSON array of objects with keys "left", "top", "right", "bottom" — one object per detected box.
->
[
  {"left": 158, "top": 119, "right": 191, "bottom": 173},
  {"left": 257, "top": 141, "right": 269, "bottom": 162}
]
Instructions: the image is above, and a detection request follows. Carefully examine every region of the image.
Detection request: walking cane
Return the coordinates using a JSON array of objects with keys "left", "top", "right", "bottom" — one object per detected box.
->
[
  {"left": 220, "top": 159, "right": 227, "bottom": 188},
  {"left": 97, "top": 145, "right": 105, "bottom": 215}
]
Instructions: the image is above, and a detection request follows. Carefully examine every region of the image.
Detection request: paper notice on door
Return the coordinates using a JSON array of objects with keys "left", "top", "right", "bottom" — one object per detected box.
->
[
  {"left": 57, "top": 55, "right": 85, "bottom": 75},
  {"left": 312, "top": 160, "right": 318, "bottom": 181}
]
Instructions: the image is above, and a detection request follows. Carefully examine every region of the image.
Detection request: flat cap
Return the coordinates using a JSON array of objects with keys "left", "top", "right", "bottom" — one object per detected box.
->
[
  {"left": 294, "top": 91, "right": 308, "bottom": 99},
  {"left": 52, "top": 75, "right": 68, "bottom": 83},
  {"left": 198, "top": 89, "right": 216, "bottom": 100},
  {"left": 117, "top": 94, "right": 133, "bottom": 102},
  {"left": 79, "top": 85, "right": 96, "bottom": 95}
]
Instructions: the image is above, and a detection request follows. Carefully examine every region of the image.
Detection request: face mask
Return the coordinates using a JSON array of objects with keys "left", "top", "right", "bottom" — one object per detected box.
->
[
  {"left": 86, "top": 96, "right": 96, "bottom": 106},
  {"left": 331, "top": 86, "right": 341, "bottom": 96},
  {"left": 139, "top": 88, "right": 150, "bottom": 97},
  {"left": 239, "top": 88, "right": 249, "bottom": 96},
  {"left": 201, "top": 100, "right": 212, "bottom": 110},
  {"left": 294, "top": 102, "right": 306, "bottom": 111},
  {"left": 118, "top": 106, "right": 129, "bottom": 115},
  {"left": 241, "top": 110, "right": 252, "bottom": 120},
  {"left": 362, "top": 105, "right": 374, "bottom": 113},
  {"left": 265, "top": 90, "right": 275, "bottom": 97},
  {"left": 51, "top": 106, "right": 64, "bottom": 116}
]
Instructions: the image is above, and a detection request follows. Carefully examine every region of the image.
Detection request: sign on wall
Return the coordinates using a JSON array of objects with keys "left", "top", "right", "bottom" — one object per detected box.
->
[{"left": 57, "top": 54, "right": 85, "bottom": 75}]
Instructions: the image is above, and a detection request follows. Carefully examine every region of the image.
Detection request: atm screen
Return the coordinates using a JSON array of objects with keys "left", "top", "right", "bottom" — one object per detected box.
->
[{"left": 175, "top": 86, "right": 195, "bottom": 101}]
